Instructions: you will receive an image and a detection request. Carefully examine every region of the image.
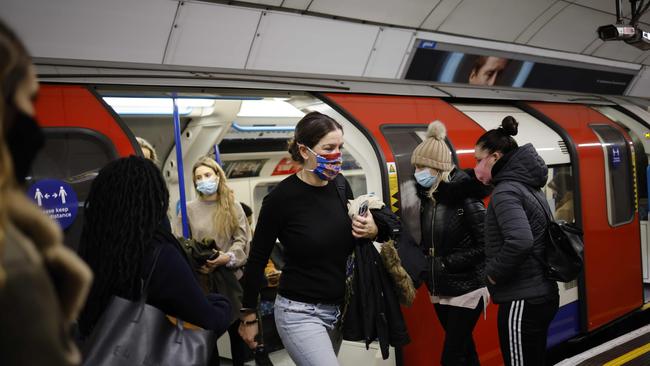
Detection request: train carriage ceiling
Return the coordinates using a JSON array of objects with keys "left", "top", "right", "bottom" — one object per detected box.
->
[{"left": 3, "top": 0, "right": 650, "bottom": 96}]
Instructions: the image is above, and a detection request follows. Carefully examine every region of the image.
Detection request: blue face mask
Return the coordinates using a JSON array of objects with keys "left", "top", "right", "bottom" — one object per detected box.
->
[
  {"left": 414, "top": 169, "right": 438, "bottom": 188},
  {"left": 196, "top": 179, "right": 218, "bottom": 195}
]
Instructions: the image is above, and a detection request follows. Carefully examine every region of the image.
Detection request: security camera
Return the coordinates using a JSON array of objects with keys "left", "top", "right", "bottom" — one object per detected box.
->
[
  {"left": 597, "top": 24, "right": 636, "bottom": 41},
  {"left": 625, "top": 28, "right": 650, "bottom": 50}
]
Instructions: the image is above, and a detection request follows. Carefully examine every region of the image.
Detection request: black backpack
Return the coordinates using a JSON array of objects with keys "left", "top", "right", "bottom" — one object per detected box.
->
[{"left": 527, "top": 186, "right": 584, "bottom": 283}]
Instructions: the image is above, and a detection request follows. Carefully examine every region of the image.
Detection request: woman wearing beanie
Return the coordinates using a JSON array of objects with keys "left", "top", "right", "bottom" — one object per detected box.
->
[
  {"left": 474, "top": 116, "right": 558, "bottom": 366},
  {"left": 411, "top": 121, "right": 489, "bottom": 366}
]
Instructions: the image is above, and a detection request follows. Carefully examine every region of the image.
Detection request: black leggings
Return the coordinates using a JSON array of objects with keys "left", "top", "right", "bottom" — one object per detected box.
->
[
  {"left": 496, "top": 297, "right": 559, "bottom": 366},
  {"left": 434, "top": 298, "right": 483, "bottom": 366}
]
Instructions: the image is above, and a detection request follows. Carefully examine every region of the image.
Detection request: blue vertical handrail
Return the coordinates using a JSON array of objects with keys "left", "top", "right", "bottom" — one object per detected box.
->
[
  {"left": 214, "top": 144, "right": 221, "bottom": 165},
  {"left": 172, "top": 93, "right": 190, "bottom": 238}
]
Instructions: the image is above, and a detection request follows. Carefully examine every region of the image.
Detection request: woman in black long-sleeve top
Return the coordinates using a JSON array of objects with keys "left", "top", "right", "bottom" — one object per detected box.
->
[
  {"left": 412, "top": 121, "right": 489, "bottom": 366},
  {"left": 238, "top": 112, "right": 380, "bottom": 366},
  {"left": 78, "top": 156, "right": 231, "bottom": 340}
]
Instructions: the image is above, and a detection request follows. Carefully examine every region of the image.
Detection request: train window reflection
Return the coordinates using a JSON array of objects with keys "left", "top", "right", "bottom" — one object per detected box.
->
[
  {"left": 544, "top": 166, "right": 575, "bottom": 223},
  {"left": 591, "top": 124, "right": 636, "bottom": 226},
  {"left": 28, "top": 129, "right": 118, "bottom": 250}
]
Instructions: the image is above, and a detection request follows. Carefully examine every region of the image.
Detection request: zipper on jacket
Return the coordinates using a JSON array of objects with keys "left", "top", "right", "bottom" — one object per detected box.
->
[{"left": 430, "top": 203, "right": 437, "bottom": 295}]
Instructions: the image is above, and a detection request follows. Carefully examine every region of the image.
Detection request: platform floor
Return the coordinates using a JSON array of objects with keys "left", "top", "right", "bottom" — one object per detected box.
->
[{"left": 555, "top": 323, "right": 650, "bottom": 365}]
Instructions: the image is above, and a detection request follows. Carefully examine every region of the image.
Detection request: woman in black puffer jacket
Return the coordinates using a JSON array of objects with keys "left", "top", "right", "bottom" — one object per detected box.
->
[
  {"left": 411, "top": 121, "right": 489, "bottom": 366},
  {"left": 473, "top": 116, "right": 558, "bottom": 366}
]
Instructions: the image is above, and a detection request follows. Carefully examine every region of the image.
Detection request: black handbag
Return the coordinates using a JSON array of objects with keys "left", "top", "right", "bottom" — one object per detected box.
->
[
  {"left": 82, "top": 247, "right": 215, "bottom": 366},
  {"left": 528, "top": 186, "right": 584, "bottom": 282}
]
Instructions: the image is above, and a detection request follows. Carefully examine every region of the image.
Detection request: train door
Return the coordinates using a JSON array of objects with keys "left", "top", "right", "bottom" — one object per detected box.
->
[
  {"left": 98, "top": 88, "right": 390, "bottom": 364},
  {"left": 451, "top": 103, "right": 580, "bottom": 347},
  {"left": 32, "top": 84, "right": 138, "bottom": 250},
  {"left": 323, "top": 94, "right": 503, "bottom": 366},
  {"left": 593, "top": 105, "right": 650, "bottom": 303},
  {"left": 525, "top": 103, "right": 642, "bottom": 332}
]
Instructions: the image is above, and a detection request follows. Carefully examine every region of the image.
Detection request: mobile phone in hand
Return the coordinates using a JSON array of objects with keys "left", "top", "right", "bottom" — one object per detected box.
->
[
  {"left": 204, "top": 251, "right": 219, "bottom": 263},
  {"left": 358, "top": 200, "right": 369, "bottom": 217}
]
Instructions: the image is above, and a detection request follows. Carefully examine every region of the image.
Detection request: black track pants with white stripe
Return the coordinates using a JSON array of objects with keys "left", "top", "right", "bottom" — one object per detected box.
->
[{"left": 496, "top": 297, "right": 559, "bottom": 366}]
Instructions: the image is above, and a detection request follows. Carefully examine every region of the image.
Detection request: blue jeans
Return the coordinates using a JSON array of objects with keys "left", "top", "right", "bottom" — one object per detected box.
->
[{"left": 274, "top": 295, "right": 342, "bottom": 366}]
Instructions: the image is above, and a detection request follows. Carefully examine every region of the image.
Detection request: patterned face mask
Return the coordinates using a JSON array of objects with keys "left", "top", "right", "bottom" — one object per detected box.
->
[{"left": 303, "top": 145, "right": 342, "bottom": 181}]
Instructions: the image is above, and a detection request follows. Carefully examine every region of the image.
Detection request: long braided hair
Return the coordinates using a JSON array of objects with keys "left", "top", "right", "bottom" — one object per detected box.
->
[{"left": 78, "top": 156, "right": 169, "bottom": 336}]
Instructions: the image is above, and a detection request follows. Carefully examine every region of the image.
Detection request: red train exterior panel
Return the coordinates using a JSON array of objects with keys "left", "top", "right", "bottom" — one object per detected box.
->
[
  {"left": 527, "top": 102, "right": 642, "bottom": 331},
  {"left": 325, "top": 93, "right": 502, "bottom": 366},
  {"left": 35, "top": 84, "right": 136, "bottom": 157}
]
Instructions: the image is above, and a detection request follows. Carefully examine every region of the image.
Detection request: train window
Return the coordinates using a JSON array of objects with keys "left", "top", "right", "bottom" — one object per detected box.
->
[
  {"left": 545, "top": 165, "right": 575, "bottom": 224},
  {"left": 27, "top": 129, "right": 118, "bottom": 250},
  {"left": 590, "top": 124, "right": 636, "bottom": 226},
  {"left": 593, "top": 106, "right": 648, "bottom": 219},
  {"left": 28, "top": 129, "right": 117, "bottom": 201}
]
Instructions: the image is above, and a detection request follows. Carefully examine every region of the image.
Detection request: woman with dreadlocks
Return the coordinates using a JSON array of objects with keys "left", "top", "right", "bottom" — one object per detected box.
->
[{"left": 78, "top": 156, "right": 231, "bottom": 340}]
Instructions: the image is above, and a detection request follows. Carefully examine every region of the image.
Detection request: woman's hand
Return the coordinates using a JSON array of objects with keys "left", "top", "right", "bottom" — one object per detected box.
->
[
  {"left": 352, "top": 211, "right": 379, "bottom": 240},
  {"left": 238, "top": 313, "right": 259, "bottom": 349},
  {"left": 198, "top": 251, "right": 230, "bottom": 274}
]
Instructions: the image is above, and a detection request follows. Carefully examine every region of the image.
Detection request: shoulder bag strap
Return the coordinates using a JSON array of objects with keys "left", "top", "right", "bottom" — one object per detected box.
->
[
  {"left": 133, "top": 244, "right": 163, "bottom": 322},
  {"left": 142, "top": 245, "right": 164, "bottom": 298},
  {"left": 334, "top": 174, "right": 350, "bottom": 215}
]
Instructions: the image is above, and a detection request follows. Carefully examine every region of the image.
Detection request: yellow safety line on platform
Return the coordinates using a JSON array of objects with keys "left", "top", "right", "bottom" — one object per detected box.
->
[
  {"left": 641, "top": 302, "right": 650, "bottom": 311},
  {"left": 603, "top": 342, "right": 650, "bottom": 366}
]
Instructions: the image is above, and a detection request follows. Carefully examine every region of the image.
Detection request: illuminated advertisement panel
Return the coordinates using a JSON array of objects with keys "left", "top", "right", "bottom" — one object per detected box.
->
[{"left": 405, "top": 40, "right": 635, "bottom": 94}]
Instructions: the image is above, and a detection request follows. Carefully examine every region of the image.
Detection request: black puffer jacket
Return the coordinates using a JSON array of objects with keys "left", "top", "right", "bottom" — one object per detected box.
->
[
  {"left": 419, "top": 168, "right": 489, "bottom": 296},
  {"left": 484, "top": 144, "right": 558, "bottom": 303}
]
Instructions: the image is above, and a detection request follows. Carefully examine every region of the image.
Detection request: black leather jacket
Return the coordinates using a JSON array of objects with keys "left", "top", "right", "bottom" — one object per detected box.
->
[{"left": 419, "top": 169, "right": 489, "bottom": 296}]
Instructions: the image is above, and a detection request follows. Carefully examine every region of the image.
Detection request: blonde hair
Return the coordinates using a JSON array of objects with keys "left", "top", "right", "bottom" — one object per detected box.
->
[
  {"left": 192, "top": 156, "right": 239, "bottom": 239},
  {"left": 426, "top": 169, "right": 452, "bottom": 203},
  {"left": 136, "top": 137, "right": 158, "bottom": 164}
]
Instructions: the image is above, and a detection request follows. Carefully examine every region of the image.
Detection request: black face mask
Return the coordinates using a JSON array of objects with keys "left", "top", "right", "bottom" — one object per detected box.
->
[{"left": 6, "top": 109, "right": 45, "bottom": 184}]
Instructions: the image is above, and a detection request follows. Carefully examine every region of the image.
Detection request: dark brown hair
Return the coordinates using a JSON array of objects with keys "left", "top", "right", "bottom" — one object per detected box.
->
[
  {"left": 287, "top": 111, "right": 342, "bottom": 163},
  {"left": 475, "top": 115, "right": 519, "bottom": 155}
]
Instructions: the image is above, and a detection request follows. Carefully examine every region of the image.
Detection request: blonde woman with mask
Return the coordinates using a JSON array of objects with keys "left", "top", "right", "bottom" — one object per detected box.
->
[
  {"left": 412, "top": 121, "right": 489, "bottom": 366},
  {"left": 175, "top": 156, "right": 251, "bottom": 366}
]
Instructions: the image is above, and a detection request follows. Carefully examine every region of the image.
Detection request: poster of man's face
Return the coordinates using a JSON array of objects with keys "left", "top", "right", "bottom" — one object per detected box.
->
[
  {"left": 404, "top": 41, "right": 634, "bottom": 94},
  {"left": 468, "top": 56, "right": 510, "bottom": 86}
]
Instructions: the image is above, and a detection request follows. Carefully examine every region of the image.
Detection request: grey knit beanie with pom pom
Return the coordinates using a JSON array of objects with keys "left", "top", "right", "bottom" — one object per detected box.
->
[{"left": 410, "top": 121, "right": 453, "bottom": 172}]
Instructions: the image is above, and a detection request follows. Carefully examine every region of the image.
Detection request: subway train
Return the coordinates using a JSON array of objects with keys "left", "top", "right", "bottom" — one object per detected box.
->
[{"left": 29, "top": 66, "right": 650, "bottom": 365}]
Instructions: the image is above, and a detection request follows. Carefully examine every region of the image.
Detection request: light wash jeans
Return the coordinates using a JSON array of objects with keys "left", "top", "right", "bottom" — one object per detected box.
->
[{"left": 274, "top": 294, "right": 342, "bottom": 366}]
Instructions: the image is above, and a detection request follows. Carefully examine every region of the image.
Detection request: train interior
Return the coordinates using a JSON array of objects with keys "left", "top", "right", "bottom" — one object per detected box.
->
[{"left": 30, "top": 82, "right": 650, "bottom": 365}]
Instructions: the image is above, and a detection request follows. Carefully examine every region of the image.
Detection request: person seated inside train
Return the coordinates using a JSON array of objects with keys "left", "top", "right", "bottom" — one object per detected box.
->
[
  {"left": 174, "top": 156, "right": 251, "bottom": 366},
  {"left": 468, "top": 56, "right": 509, "bottom": 86},
  {"left": 78, "top": 156, "right": 231, "bottom": 341},
  {"left": 136, "top": 136, "right": 158, "bottom": 164},
  {"left": 0, "top": 19, "right": 93, "bottom": 366},
  {"left": 548, "top": 172, "right": 574, "bottom": 223}
]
